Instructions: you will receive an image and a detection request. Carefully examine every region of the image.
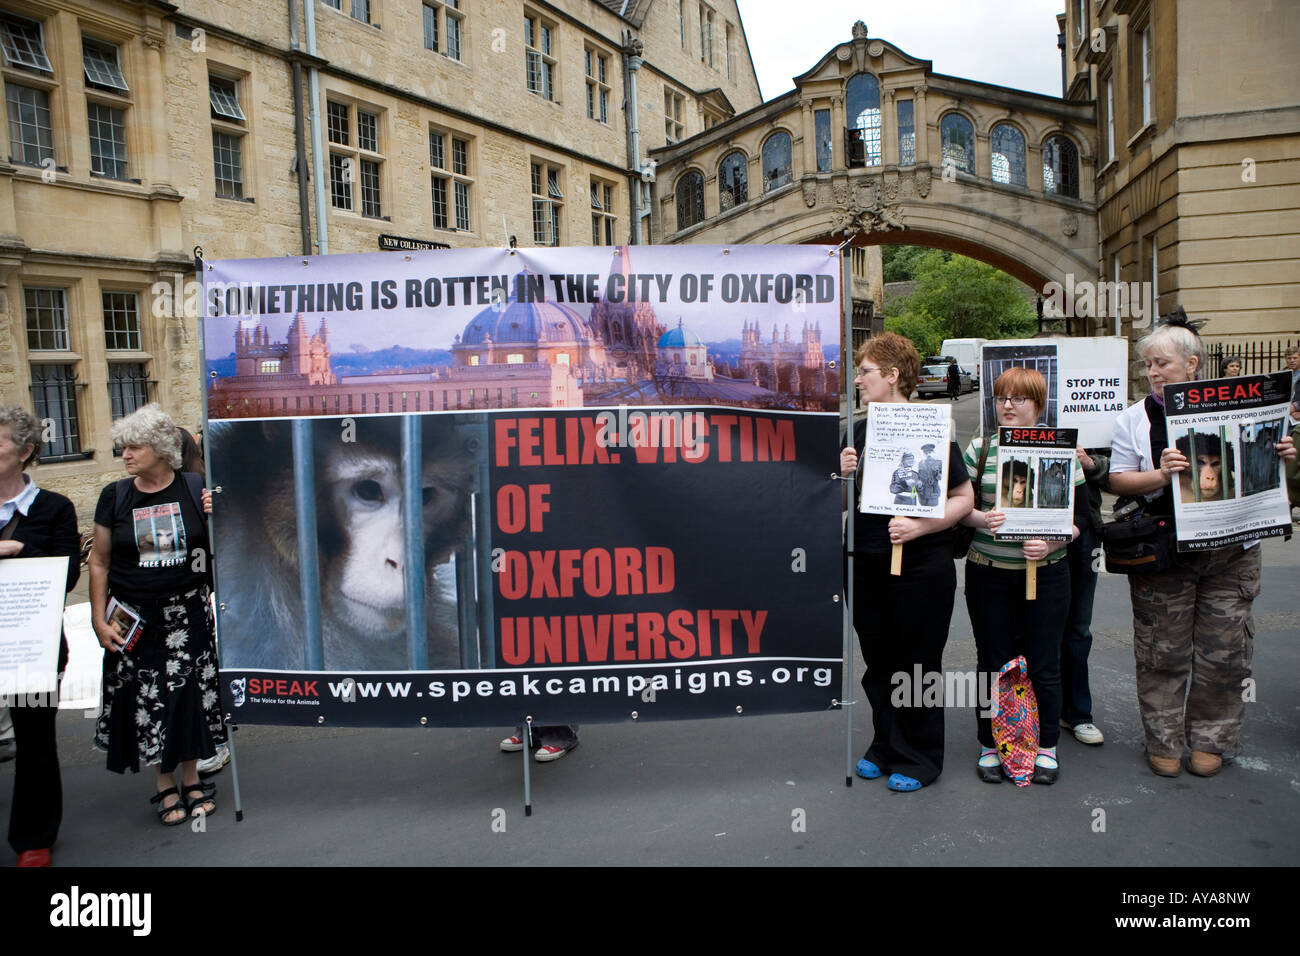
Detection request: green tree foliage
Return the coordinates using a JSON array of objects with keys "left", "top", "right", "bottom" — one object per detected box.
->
[
  {"left": 884, "top": 248, "right": 1036, "bottom": 344},
  {"left": 884, "top": 307, "right": 944, "bottom": 357},
  {"left": 882, "top": 244, "right": 949, "bottom": 283}
]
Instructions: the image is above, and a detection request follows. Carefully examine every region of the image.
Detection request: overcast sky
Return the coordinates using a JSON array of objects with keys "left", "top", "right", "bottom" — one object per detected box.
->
[{"left": 736, "top": 0, "right": 1067, "bottom": 102}]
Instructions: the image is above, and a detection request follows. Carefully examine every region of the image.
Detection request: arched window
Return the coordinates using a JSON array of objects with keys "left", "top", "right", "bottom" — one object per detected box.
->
[
  {"left": 675, "top": 171, "right": 705, "bottom": 230},
  {"left": 718, "top": 151, "right": 748, "bottom": 211},
  {"left": 845, "top": 73, "right": 881, "bottom": 166},
  {"left": 762, "top": 132, "right": 792, "bottom": 192},
  {"left": 991, "top": 124, "right": 1026, "bottom": 186},
  {"left": 940, "top": 113, "right": 975, "bottom": 175},
  {"left": 1042, "top": 135, "right": 1080, "bottom": 199}
]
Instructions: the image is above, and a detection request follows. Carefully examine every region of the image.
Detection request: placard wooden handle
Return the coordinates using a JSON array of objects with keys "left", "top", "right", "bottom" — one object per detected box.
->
[
  {"left": 1025, "top": 559, "right": 1038, "bottom": 600},
  {"left": 890, "top": 542, "right": 903, "bottom": 576}
]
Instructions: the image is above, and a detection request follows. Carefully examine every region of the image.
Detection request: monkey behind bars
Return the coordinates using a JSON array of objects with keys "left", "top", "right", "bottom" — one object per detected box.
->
[{"left": 209, "top": 415, "right": 475, "bottom": 670}]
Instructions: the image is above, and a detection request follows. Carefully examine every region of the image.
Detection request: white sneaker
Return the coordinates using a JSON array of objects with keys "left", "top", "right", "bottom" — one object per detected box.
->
[
  {"left": 1071, "top": 722, "right": 1104, "bottom": 745},
  {"left": 197, "top": 742, "right": 230, "bottom": 775},
  {"left": 499, "top": 735, "right": 524, "bottom": 753},
  {"left": 534, "top": 742, "right": 576, "bottom": 762}
]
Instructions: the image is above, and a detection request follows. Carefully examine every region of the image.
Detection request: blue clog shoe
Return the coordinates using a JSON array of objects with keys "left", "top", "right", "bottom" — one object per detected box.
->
[{"left": 855, "top": 758, "right": 883, "bottom": 780}]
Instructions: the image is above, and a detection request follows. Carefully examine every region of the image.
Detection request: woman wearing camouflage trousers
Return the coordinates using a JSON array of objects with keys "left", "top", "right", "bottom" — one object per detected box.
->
[{"left": 1110, "top": 317, "right": 1296, "bottom": 777}]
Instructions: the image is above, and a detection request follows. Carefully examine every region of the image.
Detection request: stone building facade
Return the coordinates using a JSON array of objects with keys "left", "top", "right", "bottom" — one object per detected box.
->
[
  {"left": 0, "top": 0, "right": 761, "bottom": 524},
  {"left": 647, "top": 22, "right": 1100, "bottom": 356},
  {"left": 1061, "top": 0, "right": 1300, "bottom": 349}
]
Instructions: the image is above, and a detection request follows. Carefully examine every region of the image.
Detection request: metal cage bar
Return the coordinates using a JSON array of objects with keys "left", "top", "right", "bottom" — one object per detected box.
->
[
  {"left": 401, "top": 417, "right": 428, "bottom": 668},
  {"left": 291, "top": 420, "right": 325, "bottom": 668}
]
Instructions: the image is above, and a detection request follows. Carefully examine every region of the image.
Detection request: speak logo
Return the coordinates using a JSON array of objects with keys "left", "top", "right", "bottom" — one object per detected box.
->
[
  {"left": 1171, "top": 391, "right": 1185, "bottom": 412},
  {"left": 230, "top": 677, "right": 246, "bottom": 707}
]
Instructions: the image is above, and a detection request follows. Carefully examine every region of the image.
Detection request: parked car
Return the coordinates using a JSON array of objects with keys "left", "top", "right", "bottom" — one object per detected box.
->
[{"left": 916, "top": 364, "right": 972, "bottom": 396}]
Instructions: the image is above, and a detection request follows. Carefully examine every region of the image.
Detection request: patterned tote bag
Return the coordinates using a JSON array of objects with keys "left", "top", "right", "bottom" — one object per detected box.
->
[{"left": 992, "top": 655, "right": 1039, "bottom": 787}]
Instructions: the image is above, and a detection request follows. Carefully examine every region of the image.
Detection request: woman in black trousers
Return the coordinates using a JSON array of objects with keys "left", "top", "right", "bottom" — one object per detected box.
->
[
  {"left": 840, "top": 334, "right": 973, "bottom": 791},
  {"left": 0, "top": 406, "right": 80, "bottom": 866}
]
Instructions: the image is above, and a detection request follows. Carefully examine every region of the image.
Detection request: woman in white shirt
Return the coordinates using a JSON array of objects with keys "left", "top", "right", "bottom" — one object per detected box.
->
[{"left": 1110, "top": 318, "right": 1295, "bottom": 777}]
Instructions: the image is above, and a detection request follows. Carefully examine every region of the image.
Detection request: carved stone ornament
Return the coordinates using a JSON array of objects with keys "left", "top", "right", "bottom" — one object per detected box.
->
[
  {"left": 884, "top": 177, "right": 901, "bottom": 201},
  {"left": 1061, "top": 213, "right": 1079, "bottom": 237},
  {"left": 802, "top": 180, "right": 817, "bottom": 208},
  {"left": 832, "top": 181, "right": 849, "bottom": 206},
  {"left": 852, "top": 21, "right": 868, "bottom": 40},
  {"left": 915, "top": 166, "right": 932, "bottom": 199},
  {"left": 831, "top": 198, "right": 906, "bottom": 236}
]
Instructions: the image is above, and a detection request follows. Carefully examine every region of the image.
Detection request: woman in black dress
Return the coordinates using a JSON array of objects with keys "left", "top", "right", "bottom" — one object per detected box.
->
[{"left": 89, "top": 404, "right": 224, "bottom": 825}]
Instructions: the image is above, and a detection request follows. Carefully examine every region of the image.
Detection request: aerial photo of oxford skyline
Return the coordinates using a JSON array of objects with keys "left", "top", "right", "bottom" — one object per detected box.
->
[{"left": 202, "top": 244, "right": 843, "bottom": 418}]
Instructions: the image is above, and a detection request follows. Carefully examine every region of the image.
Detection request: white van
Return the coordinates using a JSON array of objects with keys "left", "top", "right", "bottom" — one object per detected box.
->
[{"left": 939, "top": 338, "right": 988, "bottom": 385}]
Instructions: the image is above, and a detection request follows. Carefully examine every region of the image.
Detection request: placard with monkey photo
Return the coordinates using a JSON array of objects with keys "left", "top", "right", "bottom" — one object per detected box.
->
[{"left": 1163, "top": 372, "right": 1293, "bottom": 550}]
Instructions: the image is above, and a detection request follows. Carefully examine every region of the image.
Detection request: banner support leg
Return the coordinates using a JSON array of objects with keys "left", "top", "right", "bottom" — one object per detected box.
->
[
  {"left": 842, "top": 595, "right": 854, "bottom": 787},
  {"left": 522, "top": 715, "right": 533, "bottom": 817},
  {"left": 225, "top": 716, "right": 244, "bottom": 821}
]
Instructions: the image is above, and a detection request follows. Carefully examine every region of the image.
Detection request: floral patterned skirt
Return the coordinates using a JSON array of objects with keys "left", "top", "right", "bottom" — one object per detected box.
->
[{"left": 94, "top": 584, "right": 227, "bottom": 775}]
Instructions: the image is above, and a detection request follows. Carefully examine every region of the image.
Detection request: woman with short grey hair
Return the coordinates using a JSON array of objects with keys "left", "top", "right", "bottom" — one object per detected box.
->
[
  {"left": 89, "top": 404, "right": 225, "bottom": 824},
  {"left": 110, "top": 403, "right": 183, "bottom": 470},
  {"left": 0, "top": 405, "right": 80, "bottom": 865},
  {"left": 1110, "top": 312, "right": 1295, "bottom": 778}
]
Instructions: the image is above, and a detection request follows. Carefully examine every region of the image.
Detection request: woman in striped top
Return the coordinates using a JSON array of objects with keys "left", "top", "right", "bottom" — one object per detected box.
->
[{"left": 958, "top": 367, "right": 1087, "bottom": 784}]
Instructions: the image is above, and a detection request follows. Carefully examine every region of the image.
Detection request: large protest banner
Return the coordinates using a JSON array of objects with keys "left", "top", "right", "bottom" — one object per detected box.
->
[
  {"left": 1163, "top": 373, "right": 1293, "bottom": 551},
  {"left": 202, "top": 245, "right": 843, "bottom": 726}
]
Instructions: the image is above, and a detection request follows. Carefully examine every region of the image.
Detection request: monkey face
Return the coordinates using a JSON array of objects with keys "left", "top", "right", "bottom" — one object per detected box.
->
[
  {"left": 1011, "top": 475, "right": 1027, "bottom": 506},
  {"left": 1180, "top": 452, "right": 1224, "bottom": 502},
  {"left": 321, "top": 449, "right": 416, "bottom": 631},
  {"left": 1196, "top": 453, "right": 1223, "bottom": 498},
  {"left": 318, "top": 437, "right": 472, "bottom": 636}
]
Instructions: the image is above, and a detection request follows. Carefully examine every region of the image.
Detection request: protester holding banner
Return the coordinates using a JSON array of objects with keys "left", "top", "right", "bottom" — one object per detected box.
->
[
  {"left": 89, "top": 404, "right": 226, "bottom": 824},
  {"left": 1109, "top": 317, "right": 1296, "bottom": 778},
  {"left": 0, "top": 407, "right": 80, "bottom": 866},
  {"left": 959, "top": 368, "right": 1086, "bottom": 785},
  {"left": 840, "top": 333, "right": 973, "bottom": 792}
]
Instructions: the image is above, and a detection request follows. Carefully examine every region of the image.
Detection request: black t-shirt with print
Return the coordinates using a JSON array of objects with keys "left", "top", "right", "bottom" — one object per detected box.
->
[{"left": 94, "top": 472, "right": 210, "bottom": 604}]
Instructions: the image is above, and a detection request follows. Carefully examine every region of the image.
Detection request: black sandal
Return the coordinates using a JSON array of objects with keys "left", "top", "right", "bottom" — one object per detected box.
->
[
  {"left": 150, "top": 786, "right": 187, "bottom": 826},
  {"left": 183, "top": 779, "right": 217, "bottom": 817}
]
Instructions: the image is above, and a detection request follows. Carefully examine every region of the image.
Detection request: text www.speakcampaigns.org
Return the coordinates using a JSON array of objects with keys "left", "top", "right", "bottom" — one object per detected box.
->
[{"left": 325, "top": 663, "right": 835, "bottom": 702}]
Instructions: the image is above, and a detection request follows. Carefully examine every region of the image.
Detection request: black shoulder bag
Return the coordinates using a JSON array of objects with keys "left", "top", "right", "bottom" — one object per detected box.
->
[{"left": 1098, "top": 396, "right": 1178, "bottom": 574}]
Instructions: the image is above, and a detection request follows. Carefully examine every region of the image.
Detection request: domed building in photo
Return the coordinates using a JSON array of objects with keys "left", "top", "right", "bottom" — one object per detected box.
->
[
  {"left": 654, "top": 320, "right": 714, "bottom": 381},
  {"left": 452, "top": 274, "right": 609, "bottom": 378}
]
